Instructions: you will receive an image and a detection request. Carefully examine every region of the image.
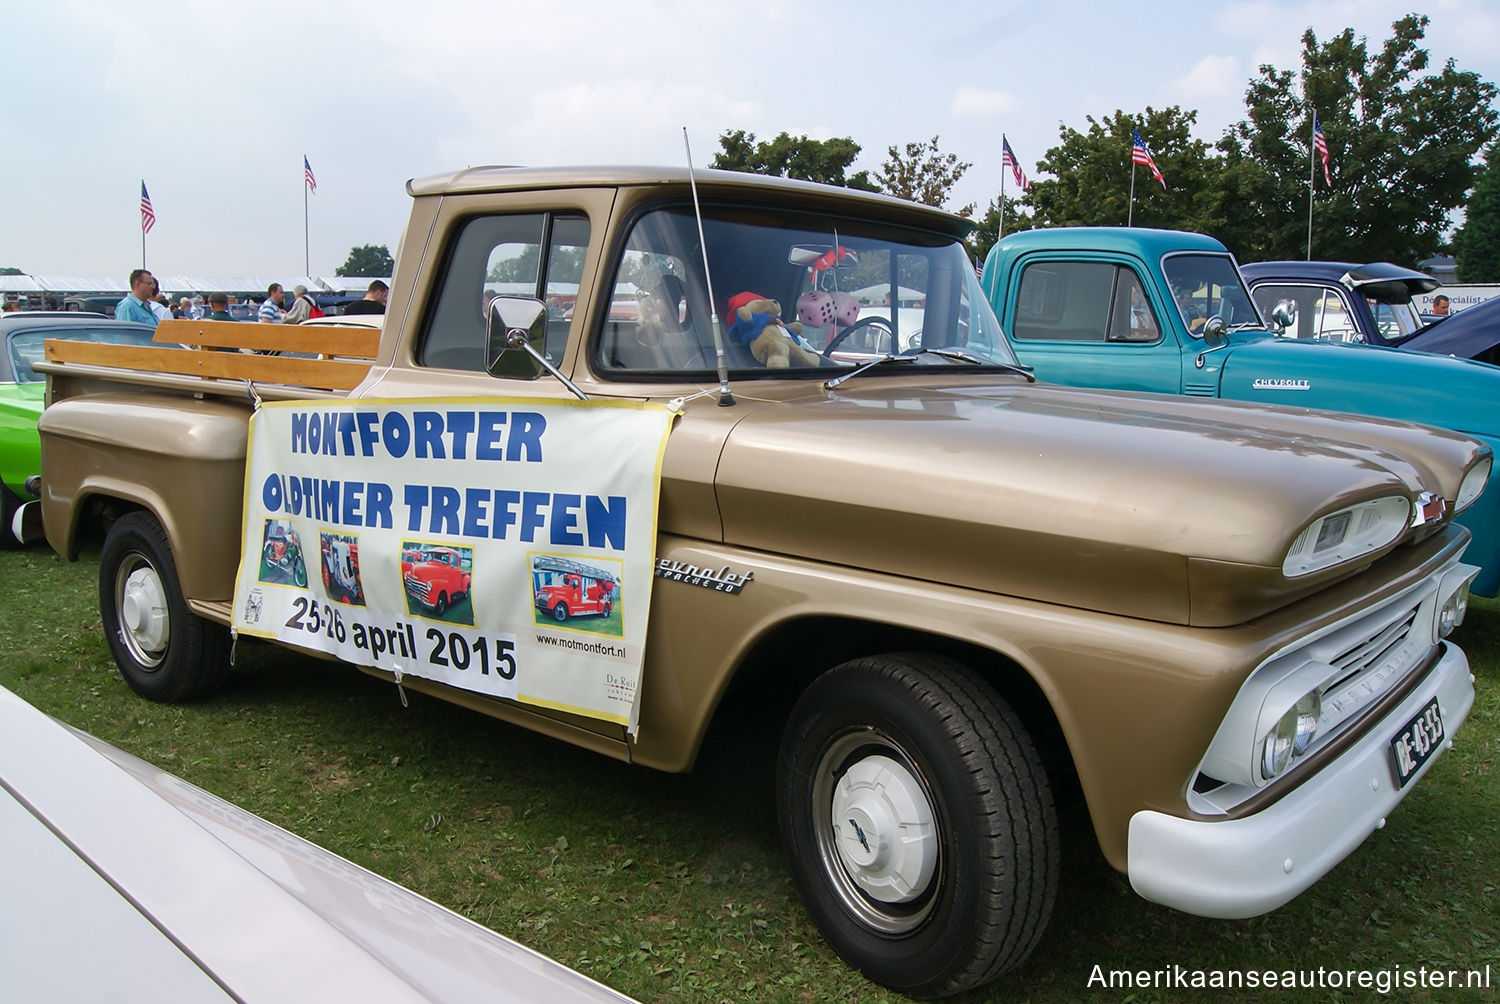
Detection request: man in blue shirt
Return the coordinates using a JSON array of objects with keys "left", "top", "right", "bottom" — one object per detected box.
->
[
  {"left": 258, "top": 283, "right": 286, "bottom": 323},
  {"left": 114, "top": 269, "right": 159, "bottom": 328}
]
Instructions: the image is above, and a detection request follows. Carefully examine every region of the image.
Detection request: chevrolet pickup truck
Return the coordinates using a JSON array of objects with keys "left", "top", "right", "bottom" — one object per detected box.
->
[
  {"left": 982, "top": 226, "right": 1500, "bottom": 598},
  {"left": 37, "top": 169, "right": 1489, "bottom": 999}
]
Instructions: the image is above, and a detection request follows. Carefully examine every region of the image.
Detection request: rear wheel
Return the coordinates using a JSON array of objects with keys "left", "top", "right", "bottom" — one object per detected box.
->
[
  {"left": 99, "top": 511, "right": 231, "bottom": 702},
  {"left": 778, "top": 653, "right": 1058, "bottom": 999}
]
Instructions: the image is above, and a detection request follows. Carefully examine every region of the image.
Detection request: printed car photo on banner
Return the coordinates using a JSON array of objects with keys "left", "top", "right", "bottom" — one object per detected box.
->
[{"left": 232, "top": 396, "right": 675, "bottom": 732}]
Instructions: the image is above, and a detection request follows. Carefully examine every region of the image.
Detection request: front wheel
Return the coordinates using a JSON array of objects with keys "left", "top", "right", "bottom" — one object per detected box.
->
[
  {"left": 99, "top": 511, "right": 231, "bottom": 702},
  {"left": 551, "top": 602, "right": 569, "bottom": 622},
  {"left": 778, "top": 653, "right": 1058, "bottom": 999}
]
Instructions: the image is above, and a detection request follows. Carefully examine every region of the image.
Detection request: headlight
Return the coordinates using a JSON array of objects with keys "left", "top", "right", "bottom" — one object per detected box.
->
[
  {"left": 1455, "top": 455, "right": 1491, "bottom": 513},
  {"left": 1435, "top": 564, "right": 1480, "bottom": 639},
  {"left": 1282, "top": 497, "right": 1410, "bottom": 577},
  {"left": 1260, "top": 691, "right": 1321, "bottom": 781}
]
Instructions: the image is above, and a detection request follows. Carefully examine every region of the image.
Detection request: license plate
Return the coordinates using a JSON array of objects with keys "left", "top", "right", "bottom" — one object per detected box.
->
[{"left": 1389, "top": 698, "right": 1444, "bottom": 789}]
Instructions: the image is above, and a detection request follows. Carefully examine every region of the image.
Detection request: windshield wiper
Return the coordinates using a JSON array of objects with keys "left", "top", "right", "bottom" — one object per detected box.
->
[
  {"left": 920, "top": 347, "right": 1035, "bottom": 380},
  {"left": 823, "top": 348, "right": 1035, "bottom": 389},
  {"left": 823, "top": 353, "right": 916, "bottom": 388}
]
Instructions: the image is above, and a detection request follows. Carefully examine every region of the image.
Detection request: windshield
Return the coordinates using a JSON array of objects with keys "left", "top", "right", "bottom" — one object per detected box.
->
[
  {"left": 1366, "top": 296, "right": 1425, "bottom": 343},
  {"left": 595, "top": 205, "right": 1018, "bottom": 377},
  {"left": 1160, "top": 253, "right": 1263, "bottom": 337},
  {"left": 7, "top": 325, "right": 156, "bottom": 383}
]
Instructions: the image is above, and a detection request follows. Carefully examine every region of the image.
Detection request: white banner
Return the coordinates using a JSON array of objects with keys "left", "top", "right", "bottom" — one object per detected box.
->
[{"left": 231, "top": 397, "right": 675, "bottom": 733}]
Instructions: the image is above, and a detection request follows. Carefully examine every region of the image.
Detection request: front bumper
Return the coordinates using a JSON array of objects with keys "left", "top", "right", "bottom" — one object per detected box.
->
[{"left": 1127, "top": 640, "right": 1473, "bottom": 919}]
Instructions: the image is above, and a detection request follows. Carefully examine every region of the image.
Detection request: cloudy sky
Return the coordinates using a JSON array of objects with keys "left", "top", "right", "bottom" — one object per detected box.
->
[{"left": 4, "top": 0, "right": 1497, "bottom": 277}]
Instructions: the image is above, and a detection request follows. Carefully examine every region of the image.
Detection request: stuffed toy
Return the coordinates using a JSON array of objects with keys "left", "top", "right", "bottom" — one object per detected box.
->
[
  {"left": 795, "top": 291, "right": 861, "bottom": 343},
  {"left": 726, "top": 292, "right": 822, "bottom": 367}
]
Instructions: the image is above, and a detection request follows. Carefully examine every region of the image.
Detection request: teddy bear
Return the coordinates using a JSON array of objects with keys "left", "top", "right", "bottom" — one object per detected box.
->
[{"left": 725, "top": 291, "right": 822, "bottom": 368}]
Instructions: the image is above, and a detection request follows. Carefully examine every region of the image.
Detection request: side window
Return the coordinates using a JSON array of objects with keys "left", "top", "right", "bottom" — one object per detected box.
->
[
  {"left": 418, "top": 213, "right": 589, "bottom": 372},
  {"left": 1306, "top": 289, "right": 1358, "bottom": 341},
  {"left": 1250, "top": 283, "right": 1356, "bottom": 341},
  {"left": 1013, "top": 261, "right": 1112, "bottom": 341},
  {"left": 1013, "top": 261, "right": 1155, "bottom": 343}
]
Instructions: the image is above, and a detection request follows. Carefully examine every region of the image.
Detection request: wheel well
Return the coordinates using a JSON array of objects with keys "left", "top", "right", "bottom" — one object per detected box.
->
[
  {"left": 703, "top": 616, "right": 1081, "bottom": 807},
  {"left": 70, "top": 493, "right": 149, "bottom": 556}
]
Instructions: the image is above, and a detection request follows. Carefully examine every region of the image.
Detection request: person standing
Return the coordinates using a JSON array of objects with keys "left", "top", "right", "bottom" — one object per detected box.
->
[
  {"left": 148, "top": 280, "right": 172, "bottom": 323},
  {"left": 282, "top": 284, "right": 317, "bottom": 324},
  {"left": 206, "top": 292, "right": 234, "bottom": 321},
  {"left": 115, "top": 269, "right": 159, "bottom": 327},
  {"left": 342, "top": 279, "right": 388, "bottom": 315},
  {"left": 258, "top": 283, "right": 286, "bottom": 323}
]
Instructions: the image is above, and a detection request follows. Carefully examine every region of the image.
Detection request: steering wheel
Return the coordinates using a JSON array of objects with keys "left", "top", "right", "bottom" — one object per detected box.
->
[{"left": 823, "top": 316, "right": 896, "bottom": 357}]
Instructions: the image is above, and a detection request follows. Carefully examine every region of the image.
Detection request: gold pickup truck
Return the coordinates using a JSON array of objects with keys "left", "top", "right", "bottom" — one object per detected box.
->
[{"left": 36, "top": 167, "right": 1489, "bottom": 999}]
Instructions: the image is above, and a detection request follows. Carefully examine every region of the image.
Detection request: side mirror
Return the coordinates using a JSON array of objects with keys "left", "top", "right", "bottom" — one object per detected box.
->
[
  {"left": 1200, "top": 315, "right": 1227, "bottom": 347},
  {"left": 483, "top": 294, "right": 588, "bottom": 400},
  {"left": 485, "top": 296, "right": 548, "bottom": 379},
  {"left": 1270, "top": 299, "right": 1297, "bottom": 334}
]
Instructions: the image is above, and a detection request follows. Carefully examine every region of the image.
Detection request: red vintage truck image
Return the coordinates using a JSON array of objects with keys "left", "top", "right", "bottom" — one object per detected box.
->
[
  {"left": 401, "top": 545, "right": 471, "bottom": 616},
  {"left": 532, "top": 556, "right": 617, "bottom": 622}
]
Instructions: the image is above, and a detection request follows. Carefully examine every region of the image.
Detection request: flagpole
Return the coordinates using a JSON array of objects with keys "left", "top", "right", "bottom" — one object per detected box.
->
[
  {"left": 304, "top": 154, "right": 311, "bottom": 276},
  {"left": 999, "top": 167, "right": 1007, "bottom": 240},
  {"left": 1307, "top": 116, "right": 1315, "bottom": 260},
  {"left": 1128, "top": 162, "right": 1137, "bottom": 227}
]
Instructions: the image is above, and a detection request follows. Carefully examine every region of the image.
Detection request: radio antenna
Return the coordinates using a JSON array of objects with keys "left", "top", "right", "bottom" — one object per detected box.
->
[{"left": 683, "top": 127, "right": 734, "bottom": 406}]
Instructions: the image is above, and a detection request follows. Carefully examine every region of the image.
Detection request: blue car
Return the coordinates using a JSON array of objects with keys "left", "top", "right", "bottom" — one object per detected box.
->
[
  {"left": 982, "top": 227, "right": 1500, "bottom": 595},
  {"left": 1240, "top": 260, "right": 1438, "bottom": 347}
]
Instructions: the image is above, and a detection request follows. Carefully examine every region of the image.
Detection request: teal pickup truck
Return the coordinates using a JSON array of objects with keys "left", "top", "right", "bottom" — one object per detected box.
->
[{"left": 981, "top": 227, "right": 1500, "bottom": 595}]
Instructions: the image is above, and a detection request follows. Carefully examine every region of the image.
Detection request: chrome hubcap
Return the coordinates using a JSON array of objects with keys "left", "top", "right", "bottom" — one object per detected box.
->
[
  {"left": 813, "top": 731, "right": 941, "bottom": 934},
  {"left": 116, "top": 558, "right": 169, "bottom": 667},
  {"left": 830, "top": 754, "right": 937, "bottom": 903}
]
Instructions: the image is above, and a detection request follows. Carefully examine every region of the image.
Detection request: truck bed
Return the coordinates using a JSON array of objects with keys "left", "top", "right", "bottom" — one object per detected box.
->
[{"left": 38, "top": 319, "right": 381, "bottom": 398}]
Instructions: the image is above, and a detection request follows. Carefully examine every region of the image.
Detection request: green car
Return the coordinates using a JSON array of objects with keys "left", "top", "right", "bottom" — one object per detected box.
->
[{"left": 0, "top": 313, "right": 158, "bottom": 543}]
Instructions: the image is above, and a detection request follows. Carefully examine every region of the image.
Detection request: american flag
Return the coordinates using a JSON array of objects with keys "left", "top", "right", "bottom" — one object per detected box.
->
[
  {"left": 304, "top": 155, "right": 317, "bottom": 193},
  {"left": 1002, "top": 135, "right": 1030, "bottom": 191},
  {"left": 1132, "top": 129, "right": 1165, "bottom": 188},
  {"left": 1313, "top": 113, "right": 1331, "bottom": 186},
  {"left": 139, "top": 181, "right": 155, "bottom": 234}
]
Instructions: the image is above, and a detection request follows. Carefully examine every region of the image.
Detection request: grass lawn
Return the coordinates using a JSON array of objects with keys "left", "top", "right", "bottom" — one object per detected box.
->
[{"left": 1, "top": 544, "right": 1495, "bottom": 1002}]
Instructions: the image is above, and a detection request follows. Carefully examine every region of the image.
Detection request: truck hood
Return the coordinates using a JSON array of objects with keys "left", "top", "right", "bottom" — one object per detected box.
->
[
  {"left": 1218, "top": 335, "right": 1500, "bottom": 440},
  {"left": 710, "top": 380, "right": 1484, "bottom": 627}
]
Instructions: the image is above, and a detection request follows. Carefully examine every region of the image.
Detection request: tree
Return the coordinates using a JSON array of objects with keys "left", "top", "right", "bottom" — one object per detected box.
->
[
  {"left": 875, "top": 136, "right": 973, "bottom": 216},
  {"left": 0, "top": 267, "right": 22, "bottom": 276},
  {"left": 336, "top": 244, "right": 394, "bottom": 277},
  {"left": 487, "top": 245, "right": 587, "bottom": 284},
  {"left": 965, "top": 196, "right": 1032, "bottom": 268},
  {"left": 1024, "top": 107, "right": 1222, "bottom": 236},
  {"left": 1216, "top": 14, "right": 1498, "bottom": 263},
  {"left": 1455, "top": 144, "right": 1500, "bottom": 282},
  {"left": 711, "top": 130, "right": 876, "bottom": 190}
]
